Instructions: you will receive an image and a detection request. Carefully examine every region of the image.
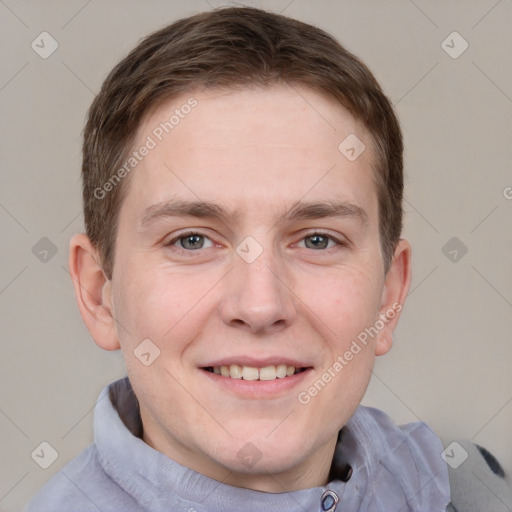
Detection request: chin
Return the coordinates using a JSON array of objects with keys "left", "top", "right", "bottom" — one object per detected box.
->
[
  {"left": 228, "top": 450, "right": 303, "bottom": 478},
  {"left": 209, "top": 431, "right": 309, "bottom": 475}
]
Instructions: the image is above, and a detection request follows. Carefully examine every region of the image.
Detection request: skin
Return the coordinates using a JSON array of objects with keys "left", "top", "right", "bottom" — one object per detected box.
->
[{"left": 69, "top": 84, "right": 411, "bottom": 493}]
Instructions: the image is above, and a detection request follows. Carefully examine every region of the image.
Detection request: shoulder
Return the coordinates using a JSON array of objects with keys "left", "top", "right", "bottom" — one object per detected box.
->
[
  {"left": 353, "top": 405, "right": 446, "bottom": 465},
  {"left": 344, "top": 406, "right": 451, "bottom": 509},
  {"left": 24, "top": 444, "right": 137, "bottom": 512},
  {"left": 356, "top": 408, "right": 512, "bottom": 511},
  {"left": 352, "top": 408, "right": 512, "bottom": 511},
  {"left": 24, "top": 445, "right": 96, "bottom": 511}
]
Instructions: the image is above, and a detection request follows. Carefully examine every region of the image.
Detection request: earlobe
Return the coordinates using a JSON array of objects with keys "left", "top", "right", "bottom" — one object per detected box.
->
[
  {"left": 68, "top": 233, "right": 120, "bottom": 351},
  {"left": 375, "top": 239, "right": 412, "bottom": 356},
  {"left": 375, "top": 334, "right": 393, "bottom": 357}
]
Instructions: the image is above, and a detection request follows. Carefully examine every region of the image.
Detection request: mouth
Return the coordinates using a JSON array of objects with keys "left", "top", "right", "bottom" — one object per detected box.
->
[{"left": 202, "top": 364, "right": 309, "bottom": 381}]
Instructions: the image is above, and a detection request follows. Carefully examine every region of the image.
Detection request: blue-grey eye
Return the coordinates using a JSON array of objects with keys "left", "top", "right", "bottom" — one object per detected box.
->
[
  {"left": 180, "top": 234, "right": 205, "bottom": 249},
  {"left": 304, "top": 234, "right": 331, "bottom": 250}
]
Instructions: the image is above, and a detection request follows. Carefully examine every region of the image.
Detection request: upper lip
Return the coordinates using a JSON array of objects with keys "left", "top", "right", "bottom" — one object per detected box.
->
[{"left": 200, "top": 357, "right": 311, "bottom": 368}]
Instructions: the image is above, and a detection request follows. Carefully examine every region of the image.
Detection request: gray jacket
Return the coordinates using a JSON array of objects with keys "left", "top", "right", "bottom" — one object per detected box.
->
[{"left": 25, "top": 378, "right": 511, "bottom": 511}]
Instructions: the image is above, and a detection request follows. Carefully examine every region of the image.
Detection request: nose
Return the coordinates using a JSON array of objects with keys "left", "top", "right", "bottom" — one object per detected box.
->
[{"left": 220, "top": 246, "right": 297, "bottom": 335}]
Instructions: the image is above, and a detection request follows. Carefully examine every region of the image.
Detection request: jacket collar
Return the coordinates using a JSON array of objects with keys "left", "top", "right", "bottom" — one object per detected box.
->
[{"left": 94, "top": 377, "right": 450, "bottom": 511}]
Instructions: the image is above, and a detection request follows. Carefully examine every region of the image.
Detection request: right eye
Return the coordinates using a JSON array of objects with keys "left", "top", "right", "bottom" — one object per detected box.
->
[{"left": 166, "top": 232, "right": 215, "bottom": 251}]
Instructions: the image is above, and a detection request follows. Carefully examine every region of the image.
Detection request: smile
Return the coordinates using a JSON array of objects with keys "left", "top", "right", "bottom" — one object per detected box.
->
[{"left": 203, "top": 364, "right": 308, "bottom": 381}]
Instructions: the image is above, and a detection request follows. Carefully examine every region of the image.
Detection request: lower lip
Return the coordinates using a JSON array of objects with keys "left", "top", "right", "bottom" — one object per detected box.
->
[{"left": 200, "top": 368, "right": 313, "bottom": 398}]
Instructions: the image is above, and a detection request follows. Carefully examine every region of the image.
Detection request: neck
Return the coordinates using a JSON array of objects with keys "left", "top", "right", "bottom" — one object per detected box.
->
[
  {"left": 218, "top": 439, "right": 337, "bottom": 492},
  {"left": 141, "top": 416, "right": 338, "bottom": 493}
]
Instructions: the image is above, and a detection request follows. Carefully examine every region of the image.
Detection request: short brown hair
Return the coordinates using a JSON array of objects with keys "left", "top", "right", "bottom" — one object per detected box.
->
[{"left": 82, "top": 6, "right": 403, "bottom": 278}]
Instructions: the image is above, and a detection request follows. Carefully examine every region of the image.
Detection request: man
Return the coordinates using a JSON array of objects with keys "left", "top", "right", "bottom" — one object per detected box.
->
[{"left": 25, "top": 6, "right": 510, "bottom": 511}]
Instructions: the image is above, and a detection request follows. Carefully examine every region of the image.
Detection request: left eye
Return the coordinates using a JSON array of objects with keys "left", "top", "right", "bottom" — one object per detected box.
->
[
  {"left": 299, "top": 234, "right": 339, "bottom": 250},
  {"left": 170, "top": 233, "right": 214, "bottom": 250}
]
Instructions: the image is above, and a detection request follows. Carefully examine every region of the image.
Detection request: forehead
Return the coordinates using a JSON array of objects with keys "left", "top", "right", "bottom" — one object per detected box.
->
[{"left": 120, "top": 85, "right": 378, "bottom": 226}]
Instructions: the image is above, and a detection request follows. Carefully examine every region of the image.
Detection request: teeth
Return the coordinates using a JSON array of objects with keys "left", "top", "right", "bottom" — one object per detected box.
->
[
  {"left": 259, "top": 366, "right": 276, "bottom": 381},
  {"left": 242, "top": 366, "right": 259, "bottom": 380},
  {"left": 276, "top": 364, "right": 287, "bottom": 378},
  {"left": 230, "top": 364, "right": 242, "bottom": 379},
  {"left": 210, "top": 364, "right": 301, "bottom": 380}
]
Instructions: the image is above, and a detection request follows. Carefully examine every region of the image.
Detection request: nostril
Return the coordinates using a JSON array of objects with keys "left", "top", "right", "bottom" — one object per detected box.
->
[{"left": 230, "top": 319, "right": 247, "bottom": 328}]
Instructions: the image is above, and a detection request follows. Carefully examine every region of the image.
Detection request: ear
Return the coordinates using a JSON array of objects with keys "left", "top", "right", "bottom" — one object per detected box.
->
[
  {"left": 68, "top": 233, "right": 120, "bottom": 351},
  {"left": 374, "top": 239, "right": 412, "bottom": 356}
]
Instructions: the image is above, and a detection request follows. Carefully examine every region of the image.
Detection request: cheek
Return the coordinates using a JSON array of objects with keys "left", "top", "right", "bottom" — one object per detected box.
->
[
  {"left": 112, "top": 263, "right": 217, "bottom": 346},
  {"left": 297, "top": 264, "right": 383, "bottom": 344},
  {"left": 296, "top": 269, "right": 380, "bottom": 423}
]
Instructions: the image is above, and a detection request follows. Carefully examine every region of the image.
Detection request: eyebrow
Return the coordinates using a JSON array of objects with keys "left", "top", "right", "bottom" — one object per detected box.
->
[{"left": 138, "top": 198, "right": 368, "bottom": 230}]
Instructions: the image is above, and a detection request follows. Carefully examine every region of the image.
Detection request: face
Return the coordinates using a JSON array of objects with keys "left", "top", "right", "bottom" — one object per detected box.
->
[{"left": 78, "top": 85, "right": 410, "bottom": 492}]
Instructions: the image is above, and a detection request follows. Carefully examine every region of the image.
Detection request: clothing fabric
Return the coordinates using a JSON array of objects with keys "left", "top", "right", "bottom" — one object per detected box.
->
[
  {"left": 444, "top": 439, "right": 512, "bottom": 512},
  {"left": 25, "top": 377, "right": 451, "bottom": 511}
]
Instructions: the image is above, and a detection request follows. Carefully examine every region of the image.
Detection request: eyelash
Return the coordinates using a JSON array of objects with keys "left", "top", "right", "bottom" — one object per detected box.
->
[{"left": 165, "top": 230, "right": 345, "bottom": 252}]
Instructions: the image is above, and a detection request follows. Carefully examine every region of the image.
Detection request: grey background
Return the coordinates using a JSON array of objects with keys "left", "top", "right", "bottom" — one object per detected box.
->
[{"left": 1, "top": 0, "right": 511, "bottom": 510}]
